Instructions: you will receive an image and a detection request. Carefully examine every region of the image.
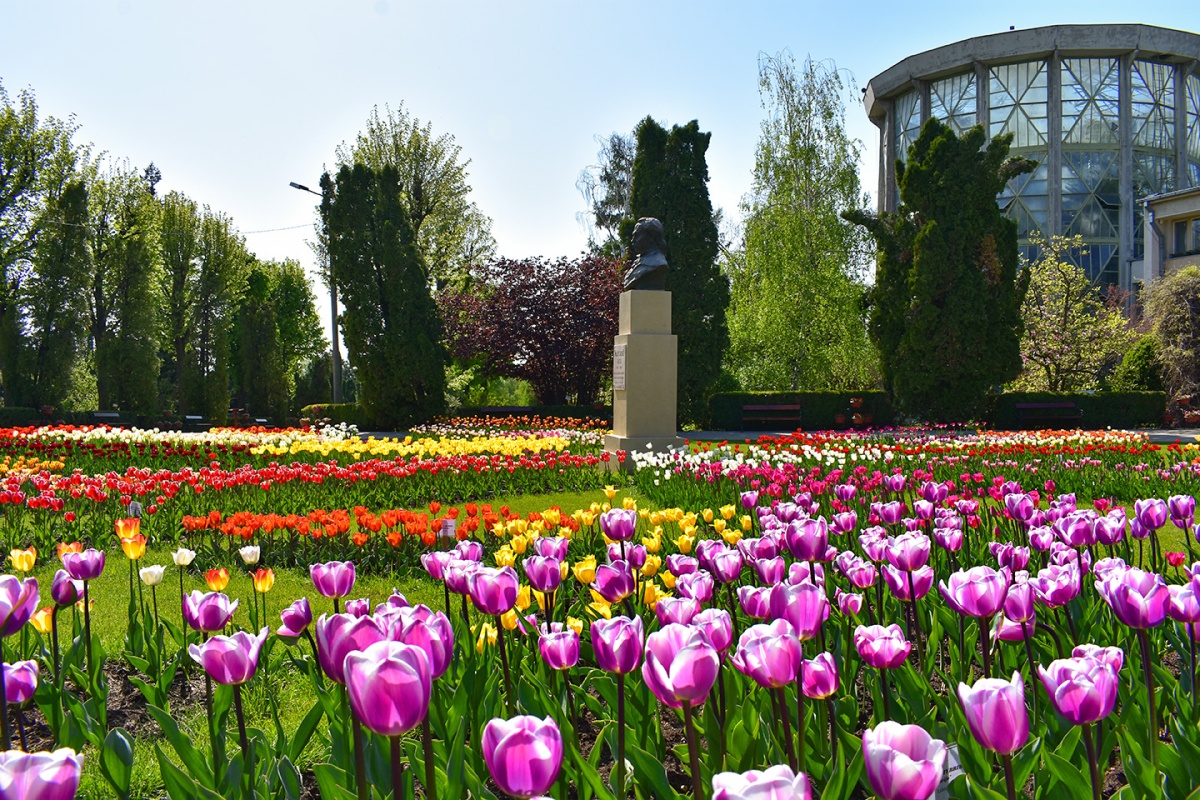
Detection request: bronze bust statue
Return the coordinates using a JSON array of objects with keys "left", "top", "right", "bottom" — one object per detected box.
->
[{"left": 623, "top": 217, "right": 668, "bottom": 291}]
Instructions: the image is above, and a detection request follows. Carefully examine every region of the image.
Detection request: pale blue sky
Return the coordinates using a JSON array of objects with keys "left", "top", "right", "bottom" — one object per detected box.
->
[{"left": 2, "top": 2, "right": 1195, "bottom": 340}]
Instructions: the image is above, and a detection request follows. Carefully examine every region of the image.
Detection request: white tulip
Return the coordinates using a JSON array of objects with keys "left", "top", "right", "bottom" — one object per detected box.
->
[
  {"left": 239, "top": 546, "right": 260, "bottom": 565},
  {"left": 140, "top": 565, "right": 166, "bottom": 586},
  {"left": 173, "top": 548, "right": 196, "bottom": 566}
]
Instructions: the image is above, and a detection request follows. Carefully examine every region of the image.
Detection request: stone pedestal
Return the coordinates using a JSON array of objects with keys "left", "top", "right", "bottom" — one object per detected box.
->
[{"left": 603, "top": 291, "right": 684, "bottom": 468}]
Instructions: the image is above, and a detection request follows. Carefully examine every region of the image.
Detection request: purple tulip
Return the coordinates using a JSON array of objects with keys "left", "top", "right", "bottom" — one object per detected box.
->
[
  {"left": 390, "top": 606, "right": 454, "bottom": 679},
  {"left": 912, "top": 500, "right": 935, "bottom": 521},
  {"left": 182, "top": 590, "right": 238, "bottom": 633},
  {"left": 538, "top": 625, "right": 580, "bottom": 670},
  {"left": 344, "top": 598, "right": 371, "bottom": 618},
  {"left": 1167, "top": 583, "right": 1200, "bottom": 623},
  {"left": 776, "top": 501, "right": 804, "bottom": 522},
  {"left": 1028, "top": 526, "right": 1055, "bottom": 552},
  {"left": 878, "top": 501, "right": 906, "bottom": 526},
  {"left": 836, "top": 589, "right": 863, "bottom": 616},
  {"left": 482, "top": 715, "right": 563, "bottom": 799},
  {"left": 738, "top": 586, "right": 773, "bottom": 620},
  {"left": 315, "top": 613, "right": 390, "bottom": 684},
  {"left": 455, "top": 540, "right": 485, "bottom": 562},
  {"left": 1004, "top": 582, "right": 1035, "bottom": 623},
  {"left": 710, "top": 549, "right": 744, "bottom": 584},
  {"left": 376, "top": 592, "right": 411, "bottom": 614},
  {"left": 883, "top": 565, "right": 934, "bottom": 602},
  {"left": 989, "top": 542, "right": 1029, "bottom": 571},
  {"left": 1031, "top": 564, "right": 1080, "bottom": 607},
  {"left": 310, "top": 561, "right": 356, "bottom": 599},
  {"left": 1097, "top": 568, "right": 1169, "bottom": 628},
  {"left": 834, "top": 483, "right": 857, "bottom": 503},
  {"left": 860, "top": 529, "right": 887, "bottom": 562},
  {"left": 1054, "top": 513, "right": 1094, "bottom": 548},
  {"left": 1072, "top": 644, "right": 1124, "bottom": 673},
  {"left": 443, "top": 559, "right": 479, "bottom": 595},
  {"left": 1134, "top": 498, "right": 1168, "bottom": 531},
  {"left": 523, "top": 556, "right": 563, "bottom": 594},
  {"left": 0, "top": 577, "right": 39, "bottom": 638},
  {"left": 188, "top": 628, "right": 269, "bottom": 685},
  {"left": 784, "top": 518, "right": 828, "bottom": 562},
  {"left": 692, "top": 608, "right": 734, "bottom": 654},
  {"left": 885, "top": 533, "right": 930, "bottom": 571},
  {"left": 532, "top": 536, "right": 569, "bottom": 561},
  {"left": 0, "top": 748, "right": 83, "bottom": 800},
  {"left": 939, "top": 566, "right": 1009, "bottom": 618},
  {"left": 276, "top": 598, "right": 313, "bottom": 641},
  {"left": 920, "top": 481, "right": 949, "bottom": 504},
  {"left": 49, "top": 570, "right": 81, "bottom": 607},
  {"left": 862, "top": 721, "right": 945, "bottom": 800},
  {"left": 741, "top": 490, "right": 760, "bottom": 509},
  {"left": 842, "top": 559, "right": 877, "bottom": 590},
  {"left": 882, "top": 474, "right": 907, "bottom": 494},
  {"left": 666, "top": 555, "right": 699, "bottom": 576},
  {"left": 421, "top": 551, "right": 454, "bottom": 581},
  {"left": 712, "top": 764, "right": 813, "bottom": 800},
  {"left": 754, "top": 557, "right": 786, "bottom": 585},
  {"left": 1038, "top": 656, "right": 1119, "bottom": 725},
  {"left": 591, "top": 615, "right": 644, "bottom": 674},
  {"left": 61, "top": 549, "right": 104, "bottom": 582},
  {"left": 591, "top": 560, "right": 635, "bottom": 604},
  {"left": 932, "top": 527, "right": 963, "bottom": 552},
  {"left": 1169, "top": 495, "right": 1196, "bottom": 527},
  {"left": 854, "top": 624, "right": 911, "bottom": 669},
  {"left": 608, "top": 543, "right": 647, "bottom": 571},
  {"left": 802, "top": 651, "right": 839, "bottom": 699},
  {"left": 345, "top": 640, "right": 431, "bottom": 736},
  {"left": 695, "top": 540, "right": 726, "bottom": 572},
  {"left": 994, "top": 614, "right": 1035, "bottom": 642},
  {"left": 768, "top": 581, "right": 829, "bottom": 642},
  {"left": 787, "top": 561, "right": 825, "bottom": 587},
  {"left": 1094, "top": 516, "right": 1125, "bottom": 546},
  {"left": 957, "top": 672, "right": 1029, "bottom": 754},
  {"left": 676, "top": 571, "right": 714, "bottom": 603},
  {"left": 467, "top": 566, "right": 520, "bottom": 616},
  {"left": 1005, "top": 493, "right": 1035, "bottom": 523},
  {"left": 655, "top": 597, "right": 701, "bottom": 626},
  {"left": 831, "top": 511, "right": 858, "bottom": 535},
  {"left": 642, "top": 623, "right": 720, "bottom": 709},
  {"left": 599, "top": 508, "right": 637, "bottom": 542},
  {"left": 3, "top": 661, "right": 38, "bottom": 705},
  {"left": 730, "top": 620, "right": 802, "bottom": 689}
]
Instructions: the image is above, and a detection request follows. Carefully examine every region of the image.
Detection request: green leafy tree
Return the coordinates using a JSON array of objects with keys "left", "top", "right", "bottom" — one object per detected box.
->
[
  {"left": 87, "top": 162, "right": 162, "bottom": 414},
  {"left": 335, "top": 104, "right": 495, "bottom": 287},
  {"left": 622, "top": 117, "right": 729, "bottom": 426},
  {"left": 577, "top": 132, "right": 636, "bottom": 258},
  {"left": 1012, "top": 234, "right": 1136, "bottom": 391},
  {"left": 727, "top": 54, "right": 877, "bottom": 391},
  {"left": 269, "top": 258, "right": 327, "bottom": 399},
  {"left": 157, "top": 190, "right": 200, "bottom": 413},
  {"left": 232, "top": 264, "right": 289, "bottom": 421},
  {"left": 846, "top": 119, "right": 1032, "bottom": 422},
  {"left": 1144, "top": 265, "right": 1200, "bottom": 400},
  {"left": 0, "top": 82, "right": 85, "bottom": 406},
  {"left": 1108, "top": 334, "right": 1164, "bottom": 392},
  {"left": 322, "top": 163, "right": 445, "bottom": 428}
]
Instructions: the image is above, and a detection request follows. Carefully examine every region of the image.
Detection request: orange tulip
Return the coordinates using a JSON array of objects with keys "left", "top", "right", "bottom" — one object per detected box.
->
[
  {"left": 120, "top": 534, "right": 147, "bottom": 561},
  {"left": 206, "top": 568, "right": 230, "bottom": 592},
  {"left": 114, "top": 517, "right": 140, "bottom": 539},
  {"left": 252, "top": 568, "right": 275, "bottom": 593},
  {"left": 57, "top": 541, "right": 83, "bottom": 563}
]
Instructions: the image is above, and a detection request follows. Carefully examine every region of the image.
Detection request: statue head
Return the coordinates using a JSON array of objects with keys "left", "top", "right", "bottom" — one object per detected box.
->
[{"left": 631, "top": 217, "right": 665, "bottom": 256}]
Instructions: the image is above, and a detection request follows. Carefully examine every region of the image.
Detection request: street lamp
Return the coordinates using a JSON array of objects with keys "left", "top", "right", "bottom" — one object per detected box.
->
[{"left": 290, "top": 181, "right": 343, "bottom": 405}]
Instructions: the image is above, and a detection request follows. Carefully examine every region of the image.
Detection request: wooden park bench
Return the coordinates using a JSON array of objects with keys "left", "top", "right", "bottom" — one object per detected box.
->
[
  {"left": 183, "top": 415, "right": 210, "bottom": 433},
  {"left": 741, "top": 403, "right": 802, "bottom": 430},
  {"left": 91, "top": 411, "right": 126, "bottom": 426},
  {"left": 1014, "top": 402, "right": 1083, "bottom": 429}
]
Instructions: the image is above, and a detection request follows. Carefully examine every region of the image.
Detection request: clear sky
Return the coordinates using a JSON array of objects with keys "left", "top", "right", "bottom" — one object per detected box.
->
[{"left": 2, "top": 1, "right": 1195, "bottom": 342}]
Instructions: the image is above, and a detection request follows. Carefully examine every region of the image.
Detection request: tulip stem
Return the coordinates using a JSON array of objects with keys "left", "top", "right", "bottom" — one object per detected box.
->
[
  {"left": 233, "top": 683, "right": 253, "bottom": 795},
  {"left": 83, "top": 580, "right": 93, "bottom": 678},
  {"left": 151, "top": 585, "right": 159, "bottom": 632},
  {"left": 826, "top": 696, "right": 838, "bottom": 763},
  {"left": 1082, "top": 722, "right": 1101, "bottom": 800},
  {"left": 682, "top": 702, "right": 705, "bottom": 800},
  {"left": 1002, "top": 754, "right": 1016, "bottom": 800},
  {"left": 1189, "top": 630, "right": 1197, "bottom": 715},
  {"left": 50, "top": 607, "right": 61, "bottom": 686},
  {"left": 795, "top": 664, "right": 808, "bottom": 775},
  {"left": 352, "top": 711, "right": 369, "bottom": 800},
  {"left": 878, "top": 668, "right": 891, "bottom": 723},
  {"left": 0, "top": 664, "right": 9, "bottom": 751},
  {"left": 178, "top": 567, "right": 187, "bottom": 644},
  {"left": 1020, "top": 622, "right": 1038, "bottom": 719},
  {"left": 1136, "top": 628, "right": 1160, "bottom": 776},
  {"left": 775, "top": 688, "right": 797, "bottom": 771},
  {"left": 497, "top": 624, "right": 513, "bottom": 714},
  {"left": 615, "top": 672, "right": 626, "bottom": 799},
  {"left": 391, "top": 734, "right": 404, "bottom": 799},
  {"left": 420, "top": 715, "right": 437, "bottom": 800},
  {"left": 980, "top": 615, "right": 993, "bottom": 679}
]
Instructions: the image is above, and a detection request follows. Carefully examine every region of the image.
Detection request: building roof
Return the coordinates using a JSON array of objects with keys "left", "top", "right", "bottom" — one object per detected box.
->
[{"left": 863, "top": 23, "right": 1200, "bottom": 124}]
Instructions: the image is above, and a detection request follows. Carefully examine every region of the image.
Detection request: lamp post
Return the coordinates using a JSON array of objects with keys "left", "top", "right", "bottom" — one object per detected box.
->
[{"left": 290, "top": 181, "right": 342, "bottom": 404}]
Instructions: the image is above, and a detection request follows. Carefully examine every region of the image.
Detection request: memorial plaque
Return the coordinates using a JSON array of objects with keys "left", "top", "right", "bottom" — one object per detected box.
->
[{"left": 613, "top": 344, "right": 627, "bottom": 391}]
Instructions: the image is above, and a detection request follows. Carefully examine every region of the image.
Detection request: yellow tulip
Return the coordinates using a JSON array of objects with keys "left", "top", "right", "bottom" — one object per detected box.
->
[
  {"left": 588, "top": 598, "right": 613, "bottom": 619},
  {"left": 702, "top": 509, "right": 714, "bottom": 524},
  {"left": 741, "top": 515, "right": 753, "bottom": 532},
  {"left": 581, "top": 511, "right": 596, "bottom": 527},
  {"left": 566, "top": 616, "right": 584, "bottom": 635},
  {"left": 475, "top": 622, "right": 497, "bottom": 653},
  {"left": 510, "top": 535, "right": 528, "bottom": 555},
  {"left": 674, "top": 534, "right": 695, "bottom": 554},
  {"left": 571, "top": 509, "right": 585, "bottom": 525},
  {"left": 722, "top": 528, "right": 744, "bottom": 546},
  {"left": 120, "top": 535, "right": 147, "bottom": 561},
  {"left": 516, "top": 585, "right": 531, "bottom": 612},
  {"left": 543, "top": 509, "right": 561, "bottom": 527},
  {"left": 682, "top": 512, "right": 698, "bottom": 527},
  {"left": 491, "top": 522, "right": 506, "bottom": 538},
  {"left": 30, "top": 606, "right": 53, "bottom": 634},
  {"left": 641, "top": 554, "right": 662, "bottom": 578},
  {"left": 494, "top": 546, "right": 516, "bottom": 568},
  {"left": 573, "top": 556, "right": 598, "bottom": 584},
  {"left": 601, "top": 502, "right": 611, "bottom": 513},
  {"left": 532, "top": 589, "right": 547, "bottom": 611},
  {"left": 604, "top": 485, "right": 617, "bottom": 501},
  {"left": 720, "top": 504, "right": 736, "bottom": 520},
  {"left": 559, "top": 560, "right": 570, "bottom": 580},
  {"left": 660, "top": 570, "right": 677, "bottom": 589},
  {"left": 206, "top": 568, "right": 230, "bottom": 592},
  {"left": 642, "top": 535, "right": 662, "bottom": 553},
  {"left": 713, "top": 519, "right": 727, "bottom": 534},
  {"left": 500, "top": 609, "right": 520, "bottom": 630},
  {"left": 558, "top": 526, "right": 574, "bottom": 540},
  {"left": 638, "top": 509, "right": 650, "bottom": 519},
  {"left": 529, "top": 520, "right": 545, "bottom": 535},
  {"left": 622, "top": 497, "right": 637, "bottom": 510},
  {"left": 642, "top": 582, "right": 670, "bottom": 607},
  {"left": 514, "top": 520, "right": 529, "bottom": 536},
  {"left": 252, "top": 568, "right": 275, "bottom": 593},
  {"left": 681, "top": 522, "right": 697, "bottom": 538},
  {"left": 8, "top": 547, "right": 36, "bottom": 573}
]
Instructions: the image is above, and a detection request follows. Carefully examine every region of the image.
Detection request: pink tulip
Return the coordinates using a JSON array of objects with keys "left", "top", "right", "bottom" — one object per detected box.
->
[
  {"left": 443, "top": 559, "right": 479, "bottom": 595},
  {"left": 608, "top": 543, "right": 646, "bottom": 571},
  {"left": 49, "top": 571, "right": 81, "bottom": 607},
  {"left": 1097, "top": 568, "right": 1169, "bottom": 629},
  {"left": 1167, "top": 583, "right": 1200, "bottom": 623},
  {"left": 655, "top": 597, "right": 701, "bottom": 626},
  {"left": 0, "top": 748, "right": 83, "bottom": 800},
  {"left": 523, "top": 556, "right": 563, "bottom": 593},
  {"left": 600, "top": 508, "right": 638, "bottom": 541},
  {"left": 188, "top": 628, "right": 269, "bottom": 685},
  {"left": 182, "top": 591, "right": 238, "bottom": 633},
  {"left": 0, "top": 577, "right": 39, "bottom": 638},
  {"left": 310, "top": 561, "right": 356, "bottom": 599},
  {"left": 420, "top": 551, "right": 454, "bottom": 581},
  {"left": 61, "top": 549, "right": 104, "bottom": 582},
  {"left": 787, "top": 561, "right": 825, "bottom": 586},
  {"left": 538, "top": 625, "right": 580, "bottom": 670},
  {"left": 994, "top": 614, "right": 1035, "bottom": 642},
  {"left": 1038, "top": 656, "right": 1119, "bottom": 725},
  {"left": 1031, "top": 564, "right": 1080, "bottom": 607},
  {"left": 345, "top": 640, "right": 431, "bottom": 736},
  {"left": 784, "top": 518, "right": 828, "bottom": 562},
  {"left": 712, "top": 764, "right": 813, "bottom": 800},
  {"left": 665, "top": 555, "right": 699, "bottom": 576},
  {"left": 276, "top": 598, "right": 313, "bottom": 642},
  {"left": 768, "top": 581, "right": 829, "bottom": 641},
  {"left": 1072, "top": 644, "right": 1124, "bottom": 673},
  {"left": 390, "top": 605, "right": 454, "bottom": 679},
  {"left": 482, "top": 715, "right": 563, "bottom": 799},
  {"left": 932, "top": 527, "right": 963, "bottom": 551},
  {"left": 467, "top": 566, "right": 520, "bottom": 616},
  {"left": 836, "top": 589, "right": 863, "bottom": 616},
  {"left": 531, "top": 537, "right": 568, "bottom": 561},
  {"left": 692, "top": 608, "right": 734, "bottom": 654},
  {"left": 1092, "top": 557, "right": 1128, "bottom": 583},
  {"left": 730, "top": 620, "right": 802, "bottom": 689},
  {"left": 1134, "top": 498, "right": 1168, "bottom": 531},
  {"left": 854, "top": 624, "right": 911, "bottom": 669},
  {"left": 801, "top": 652, "right": 839, "bottom": 699},
  {"left": 958, "top": 672, "right": 1028, "bottom": 755},
  {"left": 344, "top": 598, "right": 371, "bottom": 618},
  {"left": 676, "top": 571, "right": 714, "bottom": 603},
  {"left": 591, "top": 561, "right": 635, "bottom": 604},
  {"left": 591, "top": 615, "right": 643, "bottom": 674},
  {"left": 642, "top": 623, "right": 720, "bottom": 709},
  {"left": 939, "top": 566, "right": 1009, "bottom": 618},
  {"left": 1003, "top": 582, "right": 1035, "bottom": 623},
  {"left": 315, "top": 613, "right": 390, "bottom": 684},
  {"left": 862, "top": 721, "right": 945, "bottom": 800},
  {"left": 738, "top": 586, "right": 773, "bottom": 620},
  {"left": 754, "top": 557, "right": 786, "bottom": 585},
  {"left": 710, "top": 549, "right": 744, "bottom": 584},
  {"left": 885, "top": 533, "right": 930, "bottom": 571},
  {"left": 3, "top": 661, "right": 38, "bottom": 705},
  {"left": 883, "top": 564, "right": 933, "bottom": 602}
]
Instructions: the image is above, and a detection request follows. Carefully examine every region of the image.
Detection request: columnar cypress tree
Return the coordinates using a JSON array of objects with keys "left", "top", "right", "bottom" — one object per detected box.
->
[
  {"left": 322, "top": 163, "right": 445, "bottom": 428},
  {"left": 622, "top": 117, "right": 728, "bottom": 426},
  {"left": 847, "top": 119, "right": 1033, "bottom": 422}
]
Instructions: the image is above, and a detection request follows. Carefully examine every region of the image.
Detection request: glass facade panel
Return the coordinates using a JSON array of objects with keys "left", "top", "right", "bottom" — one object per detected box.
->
[
  {"left": 989, "top": 62, "right": 1048, "bottom": 148},
  {"left": 998, "top": 158, "right": 1048, "bottom": 241},
  {"left": 1131, "top": 60, "right": 1175, "bottom": 150},
  {"left": 1187, "top": 74, "right": 1200, "bottom": 187},
  {"left": 1062, "top": 58, "right": 1120, "bottom": 144},
  {"left": 1062, "top": 151, "right": 1119, "bottom": 237},
  {"left": 894, "top": 89, "right": 922, "bottom": 163},
  {"left": 930, "top": 72, "right": 977, "bottom": 135}
]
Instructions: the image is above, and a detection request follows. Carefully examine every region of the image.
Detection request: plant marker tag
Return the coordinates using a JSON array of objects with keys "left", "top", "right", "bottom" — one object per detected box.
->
[
  {"left": 936, "top": 744, "right": 964, "bottom": 800},
  {"left": 440, "top": 519, "right": 457, "bottom": 540}
]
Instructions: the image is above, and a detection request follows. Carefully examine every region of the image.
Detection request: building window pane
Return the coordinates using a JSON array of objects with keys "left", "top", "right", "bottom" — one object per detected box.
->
[
  {"left": 1174, "top": 221, "right": 1188, "bottom": 255},
  {"left": 990, "top": 61, "right": 1048, "bottom": 148},
  {"left": 1187, "top": 74, "right": 1200, "bottom": 186},
  {"left": 1062, "top": 58, "right": 1120, "bottom": 144},
  {"left": 1192, "top": 218, "right": 1200, "bottom": 253},
  {"left": 998, "top": 158, "right": 1048, "bottom": 241},
  {"left": 930, "top": 72, "right": 977, "bottom": 135},
  {"left": 1132, "top": 60, "right": 1175, "bottom": 151},
  {"left": 894, "top": 90, "right": 922, "bottom": 163}
]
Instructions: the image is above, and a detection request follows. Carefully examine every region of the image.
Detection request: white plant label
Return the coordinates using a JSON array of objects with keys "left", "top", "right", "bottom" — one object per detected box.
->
[{"left": 935, "top": 744, "right": 965, "bottom": 800}]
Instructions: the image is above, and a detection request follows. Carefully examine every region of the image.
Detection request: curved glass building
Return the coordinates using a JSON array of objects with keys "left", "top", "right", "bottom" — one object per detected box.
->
[{"left": 863, "top": 24, "right": 1200, "bottom": 288}]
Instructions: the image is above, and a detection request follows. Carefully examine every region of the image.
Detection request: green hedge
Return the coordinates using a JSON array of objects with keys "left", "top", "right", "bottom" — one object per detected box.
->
[
  {"left": 709, "top": 392, "right": 895, "bottom": 431},
  {"left": 300, "top": 403, "right": 371, "bottom": 428},
  {"left": 0, "top": 407, "right": 44, "bottom": 426},
  {"left": 456, "top": 405, "right": 613, "bottom": 423},
  {"left": 986, "top": 392, "right": 1167, "bottom": 430}
]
